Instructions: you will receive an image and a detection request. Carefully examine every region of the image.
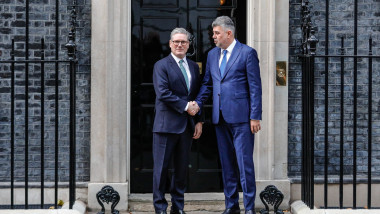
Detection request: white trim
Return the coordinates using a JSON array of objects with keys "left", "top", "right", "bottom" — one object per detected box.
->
[
  {"left": 126, "top": 0, "right": 132, "bottom": 194},
  {"left": 246, "top": 0, "right": 255, "bottom": 46}
]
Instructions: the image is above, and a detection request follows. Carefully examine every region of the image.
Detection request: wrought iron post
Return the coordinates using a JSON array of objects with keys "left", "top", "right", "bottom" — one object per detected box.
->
[
  {"left": 10, "top": 39, "right": 15, "bottom": 210},
  {"left": 65, "top": 0, "right": 77, "bottom": 209},
  {"left": 300, "top": 0, "right": 318, "bottom": 209},
  {"left": 259, "top": 185, "right": 284, "bottom": 214},
  {"left": 96, "top": 186, "right": 120, "bottom": 214}
]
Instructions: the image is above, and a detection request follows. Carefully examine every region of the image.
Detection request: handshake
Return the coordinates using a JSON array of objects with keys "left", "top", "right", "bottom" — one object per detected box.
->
[{"left": 186, "top": 101, "right": 200, "bottom": 116}]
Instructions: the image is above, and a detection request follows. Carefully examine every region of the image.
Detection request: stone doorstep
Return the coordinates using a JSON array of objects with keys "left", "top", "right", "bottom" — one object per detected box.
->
[
  {"left": 89, "top": 212, "right": 259, "bottom": 214},
  {"left": 291, "top": 200, "right": 380, "bottom": 214},
  {"left": 129, "top": 193, "right": 226, "bottom": 212},
  {"left": 128, "top": 193, "right": 291, "bottom": 213},
  {"left": 129, "top": 200, "right": 226, "bottom": 212},
  {"left": 128, "top": 205, "right": 291, "bottom": 214}
]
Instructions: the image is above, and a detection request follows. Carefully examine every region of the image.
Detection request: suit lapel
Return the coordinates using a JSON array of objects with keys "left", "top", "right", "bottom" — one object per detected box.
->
[
  {"left": 188, "top": 61, "right": 197, "bottom": 95},
  {"left": 221, "top": 41, "right": 242, "bottom": 80},
  {"left": 215, "top": 48, "right": 222, "bottom": 80},
  {"left": 168, "top": 54, "right": 188, "bottom": 93}
]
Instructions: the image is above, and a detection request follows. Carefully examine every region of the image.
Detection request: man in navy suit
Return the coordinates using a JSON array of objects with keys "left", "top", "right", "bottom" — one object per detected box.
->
[
  {"left": 194, "top": 16, "right": 262, "bottom": 214},
  {"left": 152, "top": 28, "right": 204, "bottom": 214}
]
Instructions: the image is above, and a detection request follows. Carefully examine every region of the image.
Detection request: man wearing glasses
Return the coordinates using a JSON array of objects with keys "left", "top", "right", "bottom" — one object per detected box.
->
[{"left": 152, "top": 28, "right": 203, "bottom": 214}]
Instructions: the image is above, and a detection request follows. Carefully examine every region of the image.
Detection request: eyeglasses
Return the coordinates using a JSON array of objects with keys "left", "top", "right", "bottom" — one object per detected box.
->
[{"left": 172, "top": 40, "right": 189, "bottom": 45}]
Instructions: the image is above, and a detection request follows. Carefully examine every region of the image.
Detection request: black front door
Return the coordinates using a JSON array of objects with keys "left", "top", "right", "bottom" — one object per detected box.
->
[{"left": 130, "top": 0, "right": 246, "bottom": 193}]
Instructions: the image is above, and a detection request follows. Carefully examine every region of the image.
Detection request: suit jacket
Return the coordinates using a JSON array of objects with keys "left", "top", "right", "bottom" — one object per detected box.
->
[
  {"left": 196, "top": 40, "right": 262, "bottom": 124},
  {"left": 153, "top": 54, "right": 203, "bottom": 133}
]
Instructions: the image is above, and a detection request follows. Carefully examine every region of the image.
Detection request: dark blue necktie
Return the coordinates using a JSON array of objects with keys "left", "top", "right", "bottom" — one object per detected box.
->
[{"left": 220, "top": 49, "right": 227, "bottom": 76}]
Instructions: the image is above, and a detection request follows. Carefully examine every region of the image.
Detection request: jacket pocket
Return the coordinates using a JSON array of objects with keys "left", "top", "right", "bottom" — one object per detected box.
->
[{"left": 235, "top": 91, "right": 249, "bottom": 99}]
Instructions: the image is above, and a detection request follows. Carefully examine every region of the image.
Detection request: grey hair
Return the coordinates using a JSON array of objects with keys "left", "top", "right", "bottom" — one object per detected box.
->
[
  {"left": 212, "top": 16, "right": 235, "bottom": 35},
  {"left": 170, "top": 28, "right": 191, "bottom": 41}
]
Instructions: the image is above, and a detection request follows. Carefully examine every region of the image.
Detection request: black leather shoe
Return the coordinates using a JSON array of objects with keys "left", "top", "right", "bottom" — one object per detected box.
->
[
  {"left": 170, "top": 209, "right": 186, "bottom": 214},
  {"left": 222, "top": 208, "right": 241, "bottom": 214},
  {"left": 245, "top": 210, "right": 255, "bottom": 214},
  {"left": 155, "top": 211, "right": 167, "bottom": 214}
]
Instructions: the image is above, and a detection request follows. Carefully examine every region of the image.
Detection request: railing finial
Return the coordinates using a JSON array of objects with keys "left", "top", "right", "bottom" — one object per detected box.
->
[
  {"left": 301, "top": 0, "right": 318, "bottom": 55},
  {"left": 65, "top": 0, "right": 77, "bottom": 60}
]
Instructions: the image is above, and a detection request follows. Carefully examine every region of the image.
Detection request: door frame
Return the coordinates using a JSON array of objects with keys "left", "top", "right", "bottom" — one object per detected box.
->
[
  {"left": 126, "top": 0, "right": 255, "bottom": 193},
  {"left": 90, "top": 0, "right": 291, "bottom": 208}
]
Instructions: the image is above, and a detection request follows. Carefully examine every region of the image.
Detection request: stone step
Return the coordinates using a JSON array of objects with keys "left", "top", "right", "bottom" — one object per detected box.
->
[
  {"left": 126, "top": 210, "right": 252, "bottom": 214},
  {"left": 128, "top": 193, "right": 226, "bottom": 212},
  {"left": 88, "top": 211, "right": 224, "bottom": 214},
  {"left": 127, "top": 193, "right": 291, "bottom": 213}
]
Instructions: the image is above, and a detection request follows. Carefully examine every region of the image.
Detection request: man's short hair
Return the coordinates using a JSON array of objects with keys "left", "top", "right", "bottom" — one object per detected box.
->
[
  {"left": 170, "top": 28, "right": 191, "bottom": 41},
  {"left": 212, "top": 16, "right": 235, "bottom": 35}
]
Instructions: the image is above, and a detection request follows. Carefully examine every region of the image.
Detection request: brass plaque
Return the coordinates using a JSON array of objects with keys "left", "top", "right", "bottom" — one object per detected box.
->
[
  {"left": 197, "top": 62, "right": 202, "bottom": 74},
  {"left": 276, "top": 61, "right": 287, "bottom": 86}
]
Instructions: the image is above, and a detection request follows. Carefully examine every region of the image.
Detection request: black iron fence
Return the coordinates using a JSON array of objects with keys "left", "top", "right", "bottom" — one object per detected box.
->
[
  {"left": 300, "top": 0, "right": 380, "bottom": 209},
  {"left": 0, "top": 0, "right": 77, "bottom": 209}
]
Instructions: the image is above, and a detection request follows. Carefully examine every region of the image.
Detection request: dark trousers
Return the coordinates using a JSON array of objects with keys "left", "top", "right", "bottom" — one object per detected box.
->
[
  {"left": 215, "top": 112, "right": 256, "bottom": 210},
  {"left": 152, "top": 126, "right": 192, "bottom": 212}
]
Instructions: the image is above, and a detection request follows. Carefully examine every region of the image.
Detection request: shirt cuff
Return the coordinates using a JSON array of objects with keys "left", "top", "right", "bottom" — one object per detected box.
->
[{"left": 184, "top": 102, "right": 189, "bottom": 111}]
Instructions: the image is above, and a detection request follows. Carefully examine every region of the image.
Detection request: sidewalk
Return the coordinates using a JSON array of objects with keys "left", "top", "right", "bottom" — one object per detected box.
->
[
  {"left": 90, "top": 212, "right": 282, "bottom": 214},
  {"left": 116, "top": 212, "right": 263, "bottom": 214}
]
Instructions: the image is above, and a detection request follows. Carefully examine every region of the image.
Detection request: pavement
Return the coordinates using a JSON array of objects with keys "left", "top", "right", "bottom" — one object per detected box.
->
[{"left": 89, "top": 212, "right": 284, "bottom": 214}]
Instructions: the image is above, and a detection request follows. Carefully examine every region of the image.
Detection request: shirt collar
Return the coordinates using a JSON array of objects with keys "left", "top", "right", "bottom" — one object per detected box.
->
[
  {"left": 221, "top": 39, "right": 237, "bottom": 54},
  {"left": 171, "top": 53, "right": 187, "bottom": 64}
]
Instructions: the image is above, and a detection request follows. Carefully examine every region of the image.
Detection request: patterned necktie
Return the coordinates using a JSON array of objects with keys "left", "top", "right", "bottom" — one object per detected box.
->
[
  {"left": 220, "top": 49, "right": 228, "bottom": 76},
  {"left": 179, "top": 59, "right": 190, "bottom": 90}
]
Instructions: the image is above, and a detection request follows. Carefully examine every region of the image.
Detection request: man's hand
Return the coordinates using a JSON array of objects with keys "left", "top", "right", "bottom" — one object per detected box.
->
[
  {"left": 187, "top": 101, "right": 200, "bottom": 116},
  {"left": 250, "top": 120, "right": 261, "bottom": 134},
  {"left": 193, "top": 122, "right": 203, "bottom": 139}
]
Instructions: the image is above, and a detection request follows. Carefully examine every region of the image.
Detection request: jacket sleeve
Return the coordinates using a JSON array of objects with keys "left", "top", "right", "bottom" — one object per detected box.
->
[
  {"left": 246, "top": 48, "right": 262, "bottom": 120},
  {"left": 153, "top": 61, "right": 188, "bottom": 113},
  {"left": 190, "top": 62, "right": 205, "bottom": 123},
  {"left": 195, "top": 53, "right": 213, "bottom": 109}
]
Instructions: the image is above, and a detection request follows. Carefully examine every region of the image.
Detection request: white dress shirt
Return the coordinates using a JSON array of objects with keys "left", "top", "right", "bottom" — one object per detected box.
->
[
  {"left": 171, "top": 53, "right": 192, "bottom": 85},
  {"left": 171, "top": 53, "right": 192, "bottom": 111},
  {"left": 219, "top": 39, "right": 237, "bottom": 67}
]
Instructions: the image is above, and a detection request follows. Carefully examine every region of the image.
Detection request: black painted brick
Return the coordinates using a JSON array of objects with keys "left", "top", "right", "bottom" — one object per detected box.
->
[
  {"left": 289, "top": 0, "right": 380, "bottom": 179},
  {"left": 0, "top": 0, "right": 91, "bottom": 182}
]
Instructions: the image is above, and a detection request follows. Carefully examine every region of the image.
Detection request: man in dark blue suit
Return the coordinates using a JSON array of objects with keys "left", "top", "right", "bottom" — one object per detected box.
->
[
  {"left": 194, "top": 16, "right": 262, "bottom": 214},
  {"left": 152, "top": 28, "right": 204, "bottom": 214}
]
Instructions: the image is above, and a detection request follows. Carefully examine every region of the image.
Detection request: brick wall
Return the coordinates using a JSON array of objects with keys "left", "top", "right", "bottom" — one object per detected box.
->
[
  {"left": 0, "top": 0, "right": 91, "bottom": 182},
  {"left": 289, "top": 0, "right": 380, "bottom": 179},
  {"left": 2, "top": 0, "right": 378, "bottom": 184}
]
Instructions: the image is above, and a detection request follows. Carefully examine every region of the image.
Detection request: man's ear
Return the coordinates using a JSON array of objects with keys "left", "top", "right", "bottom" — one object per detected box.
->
[{"left": 227, "top": 30, "right": 233, "bottom": 38}]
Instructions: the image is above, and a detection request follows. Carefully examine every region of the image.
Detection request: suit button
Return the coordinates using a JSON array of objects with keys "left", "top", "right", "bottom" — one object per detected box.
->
[{"left": 218, "top": 94, "right": 220, "bottom": 96}]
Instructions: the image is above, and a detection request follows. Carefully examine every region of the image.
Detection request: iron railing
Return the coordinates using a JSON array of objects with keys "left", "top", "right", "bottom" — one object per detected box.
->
[
  {"left": 300, "top": 0, "right": 380, "bottom": 209},
  {"left": 0, "top": 0, "right": 77, "bottom": 209}
]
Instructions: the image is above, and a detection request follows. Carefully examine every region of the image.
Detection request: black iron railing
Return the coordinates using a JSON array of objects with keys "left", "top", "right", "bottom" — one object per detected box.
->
[
  {"left": 0, "top": 0, "right": 77, "bottom": 210},
  {"left": 300, "top": 0, "right": 380, "bottom": 209},
  {"left": 300, "top": 0, "right": 317, "bottom": 208}
]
